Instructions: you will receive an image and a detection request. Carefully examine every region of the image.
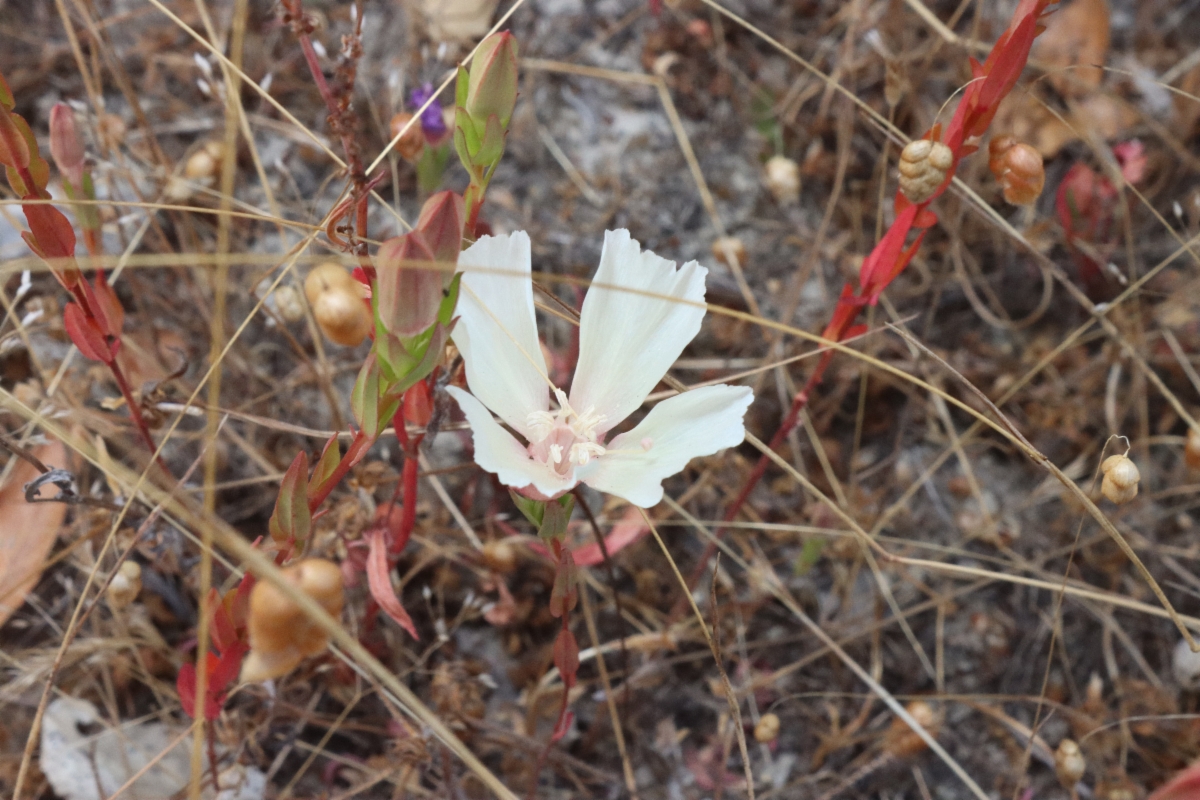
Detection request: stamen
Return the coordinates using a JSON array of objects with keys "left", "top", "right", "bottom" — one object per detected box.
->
[
  {"left": 569, "top": 441, "right": 606, "bottom": 466},
  {"left": 548, "top": 443, "right": 564, "bottom": 464},
  {"left": 527, "top": 410, "right": 556, "bottom": 442}
]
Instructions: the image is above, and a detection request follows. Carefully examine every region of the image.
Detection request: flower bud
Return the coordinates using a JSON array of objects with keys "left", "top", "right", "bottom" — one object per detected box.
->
[
  {"left": 49, "top": 103, "right": 85, "bottom": 190},
  {"left": 464, "top": 32, "right": 518, "bottom": 131},
  {"left": 375, "top": 231, "right": 441, "bottom": 337},
  {"left": 1100, "top": 454, "right": 1140, "bottom": 504},
  {"left": 1055, "top": 739, "right": 1086, "bottom": 789},
  {"left": 988, "top": 135, "right": 1044, "bottom": 205},
  {"left": 765, "top": 155, "right": 801, "bottom": 205},
  {"left": 106, "top": 561, "right": 141, "bottom": 610},
  {"left": 388, "top": 112, "right": 425, "bottom": 160},
  {"left": 415, "top": 190, "right": 465, "bottom": 265},
  {"left": 304, "top": 263, "right": 371, "bottom": 346},
  {"left": 754, "top": 712, "right": 780, "bottom": 743},
  {"left": 242, "top": 558, "right": 344, "bottom": 682},
  {"left": 899, "top": 139, "right": 954, "bottom": 203}
]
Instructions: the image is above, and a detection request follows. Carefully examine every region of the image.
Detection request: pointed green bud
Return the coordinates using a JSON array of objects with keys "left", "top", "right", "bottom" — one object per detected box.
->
[{"left": 465, "top": 32, "right": 518, "bottom": 131}]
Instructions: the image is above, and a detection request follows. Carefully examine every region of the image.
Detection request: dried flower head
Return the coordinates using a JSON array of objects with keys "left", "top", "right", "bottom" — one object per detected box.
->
[
  {"left": 1100, "top": 453, "right": 1139, "bottom": 504},
  {"left": 898, "top": 138, "right": 953, "bottom": 203},
  {"left": 304, "top": 263, "right": 371, "bottom": 347},
  {"left": 242, "top": 558, "right": 344, "bottom": 683},
  {"left": 988, "top": 135, "right": 1045, "bottom": 205}
]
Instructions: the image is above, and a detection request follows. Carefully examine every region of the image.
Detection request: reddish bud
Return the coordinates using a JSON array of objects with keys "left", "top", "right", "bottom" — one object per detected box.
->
[
  {"left": 49, "top": 104, "right": 85, "bottom": 190},
  {"left": 415, "top": 191, "right": 465, "bottom": 265},
  {"left": 375, "top": 231, "right": 441, "bottom": 337}
]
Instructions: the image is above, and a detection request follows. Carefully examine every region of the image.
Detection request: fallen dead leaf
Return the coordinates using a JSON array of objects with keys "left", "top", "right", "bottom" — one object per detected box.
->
[
  {"left": 0, "top": 438, "right": 67, "bottom": 627},
  {"left": 1034, "top": 0, "right": 1110, "bottom": 98}
]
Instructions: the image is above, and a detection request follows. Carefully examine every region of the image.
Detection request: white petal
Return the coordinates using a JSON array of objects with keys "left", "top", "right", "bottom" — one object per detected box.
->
[
  {"left": 447, "top": 387, "right": 578, "bottom": 498},
  {"left": 452, "top": 232, "right": 549, "bottom": 437},
  {"left": 570, "top": 229, "right": 707, "bottom": 432},
  {"left": 581, "top": 384, "right": 753, "bottom": 507}
]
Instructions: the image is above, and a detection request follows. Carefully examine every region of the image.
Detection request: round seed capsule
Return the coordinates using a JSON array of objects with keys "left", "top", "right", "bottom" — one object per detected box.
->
[
  {"left": 304, "top": 263, "right": 371, "bottom": 347},
  {"left": 1054, "top": 739, "right": 1086, "bottom": 789},
  {"left": 1100, "top": 454, "right": 1140, "bottom": 505},
  {"left": 242, "top": 558, "right": 345, "bottom": 682},
  {"left": 754, "top": 712, "right": 781, "bottom": 743},
  {"left": 898, "top": 139, "right": 954, "bottom": 203},
  {"left": 988, "top": 136, "right": 1045, "bottom": 205}
]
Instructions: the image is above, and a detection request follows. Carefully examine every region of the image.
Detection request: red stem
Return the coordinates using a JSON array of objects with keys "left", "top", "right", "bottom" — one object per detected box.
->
[{"left": 108, "top": 354, "right": 170, "bottom": 474}]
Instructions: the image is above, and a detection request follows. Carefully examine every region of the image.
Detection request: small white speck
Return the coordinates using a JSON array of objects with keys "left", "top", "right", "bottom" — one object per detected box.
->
[{"left": 312, "top": 40, "right": 327, "bottom": 59}]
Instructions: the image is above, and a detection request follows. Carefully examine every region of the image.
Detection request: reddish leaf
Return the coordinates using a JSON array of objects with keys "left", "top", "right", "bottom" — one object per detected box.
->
[
  {"left": 554, "top": 627, "right": 580, "bottom": 689},
  {"left": 1149, "top": 761, "right": 1200, "bottom": 800},
  {"left": 210, "top": 641, "right": 248, "bottom": 691},
  {"left": 403, "top": 382, "right": 433, "bottom": 428},
  {"left": 0, "top": 107, "right": 31, "bottom": 170},
  {"left": 91, "top": 271, "right": 125, "bottom": 337},
  {"left": 859, "top": 204, "right": 917, "bottom": 295},
  {"left": 22, "top": 203, "right": 78, "bottom": 279},
  {"left": 308, "top": 434, "right": 341, "bottom": 504},
  {"left": 549, "top": 548, "right": 578, "bottom": 618},
  {"left": 63, "top": 302, "right": 113, "bottom": 363},
  {"left": 570, "top": 506, "right": 649, "bottom": 567},
  {"left": 269, "top": 451, "right": 311, "bottom": 545},
  {"left": 365, "top": 528, "right": 418, "bottom": 639},
  {"left": 415, "top": 190, "right": 465, "bottom": 265}
]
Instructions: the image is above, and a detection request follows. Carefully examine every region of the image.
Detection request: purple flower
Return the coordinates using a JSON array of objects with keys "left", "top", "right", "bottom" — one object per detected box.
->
[{"left": 409, "top": 83, "right": 447, "bottom": 141}]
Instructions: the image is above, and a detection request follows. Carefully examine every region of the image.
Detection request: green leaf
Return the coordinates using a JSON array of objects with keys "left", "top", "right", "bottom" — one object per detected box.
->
[
  {"left": 510, "top": 491, "right": 545, "bottom": 528},
  {"left": 352, "top": 353, "right": 386, "bottom": 438},
  {"left": 539, "top": 494, "right": 574, "bottom": 541},
  {"left": 269, "top": 451, "right": 311, "bottom": 545},
  {"left": 438, "top": 272, "right": 462, "bottom": 326},
  {"left": 455, "top": 65, "right": 470, "bottom": 109},
  {"left": 793, "top": 537, "right": 825, "bottom": 576},
  {"left": 308, "top": 433, "right": 341, "bottom": 502},
  {"left": 0, "top": 72, "right": 13, "bottom": 111},
  {"left": 471, "top": 114, "right": 507, "bottom": 167}
]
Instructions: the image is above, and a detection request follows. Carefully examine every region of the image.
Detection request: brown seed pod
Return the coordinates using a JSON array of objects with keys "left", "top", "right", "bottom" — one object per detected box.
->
[
  {"left": 882, "top": 700, "right": 942, "bottom": 758},
  {"left": 754, "top": 712, "right": 781, "bottom": 743},
  {"left": 1055, "top": 739, "right": 1085, "bottom": 788},
  {"left": 389, "top": 112, "right": 425, "bottom": 160},
  {"left": 988, "top": 135, "right": 1045, "bottom": 205},
  {"left": 898, "top": 139, "right": 954, "bottom": 203},
  {"left": 1186, "top": 427, "right": 1200, "bottom": 469},
  {"left": 242, "top": 558, "right": 345, "bottom": 682},
  {"left": 304, "top": 263, "right": 372, "bottom": 347},
  {"left": 1100, "top": 454, "right": 1140, "bottom": 505},
  {"left": 183, "top": 140, "right": 226, "bottom": 184}
]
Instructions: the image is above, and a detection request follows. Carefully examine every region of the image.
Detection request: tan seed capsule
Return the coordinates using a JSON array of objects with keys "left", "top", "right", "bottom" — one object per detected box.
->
[
  {"left": 754, "top": 712, "right": 781, "bottom": 743},
  {"left": 183, "top": 140, "right": 226, "bottom": 184},
  {"left": 898, "top": 139, "right": 954, "bottom": 203},
  {"left": 1186, "top": 427, "right": 1200, "bottom": 469},
  {"left": 988, "top": 136, "right": 1045, "bottom": 205},
  {"left": 273, "top": 284, "right": 306, "bottom": 323},
  {"left": 1100, "top": 454, "right": 1140, "bottom": 504},
  {"left": 304, "top": 263, "right": 371, "bottom": 347},
  {"left": 106, "top": 561, "right": 142, "bottom": 610},
  {"left": 482, "top": 539, "right": 517, "bottom": 574},
  {"left": 1055, "top": 739, "right": 1085, "bottom": 788},
  {"left": 711, "top": 236, "right": 747, "bottom": 268},
  {"left": 765, "top": 155, "right": 801, "bottom": 205},
  {"left": 242, "top": 558, "right": 344, "bottom": 682},
  {"left": 389, "top": 112, "right": 425, "bottom": 160},
  {"left": 882, "top": 700, "right": 941, "bottom": 758}
]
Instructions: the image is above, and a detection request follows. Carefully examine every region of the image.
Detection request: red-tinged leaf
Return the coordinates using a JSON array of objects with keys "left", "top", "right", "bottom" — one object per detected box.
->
[
  {"left": 875, "top": 229, "right": 930, "bottom": 299},
  {"left": 210, "top": 641, "right": 248, "bottom": 690},
  {"left": 570, "top": 506, "right": 649, "bottom": 567},
  {"left": 0, "top": 107, "right": 31, "bottom": 170},
  {"left": 229, "top": 572, "right": 255, "bottom": 631},
  {"left": 859, "top": 204, "right": 917, "bottom": 294},
  {"left": 1148, "top": 761, "right": 1200, "bottom": 800},
  {"left": 913, "top": 208, "right": 939, "bottom": 229},
  {"left": 207, "top": 587, "right": 237, "bottom": 657},
  {"left": 269, "top": 451, "right": 311, "bottom": 544},
  {"left": 176, "top": 662, "right": 197, "bottom": 718},
  {"left": 23, "top": 203, "right": 76, "bottom": 261},
  {"left": 351, "top": 354, "right": 387, "bottom": 439},
  {"left": 415, "top": 190, "right": 465, "bottom": 265},
  {"left": 64, "top": 302, "right": 113, "bottom": 363},
  {"left": 843, "top": 324, "right": 869, "bottom": 340},
  {"left": 365, "top": 528, "right": 419, "bottom": 639},
  {"left": 549, "top": 548, "right": 578, "bottom": 618},
  {"left": 92, "top": 271, "right": 125, "bottom": 337},
  {"left": 0, "top": 72, "right": 13, "bottom": 111},
  {"left": 307, "top": 433, "right": 341, "bottom": 504},
  {"left": 554, "top": 627, "right": 580, "bottom": 689},
  {"left": 820, "top": 283, "right": 862, "bottom": 343},
  {"left": 551, "top": 709, "right": 575, "bottom": 742}
]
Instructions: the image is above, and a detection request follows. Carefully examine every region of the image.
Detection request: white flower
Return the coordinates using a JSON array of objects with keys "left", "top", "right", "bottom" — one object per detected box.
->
[{"left": 446, "top": 229, "right": 753, "bottom": 508}]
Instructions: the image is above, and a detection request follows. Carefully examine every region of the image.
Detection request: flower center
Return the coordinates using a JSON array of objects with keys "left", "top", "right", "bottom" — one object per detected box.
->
[{"left": 526, "top": 389, "right": 606, "bottom": 476}]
